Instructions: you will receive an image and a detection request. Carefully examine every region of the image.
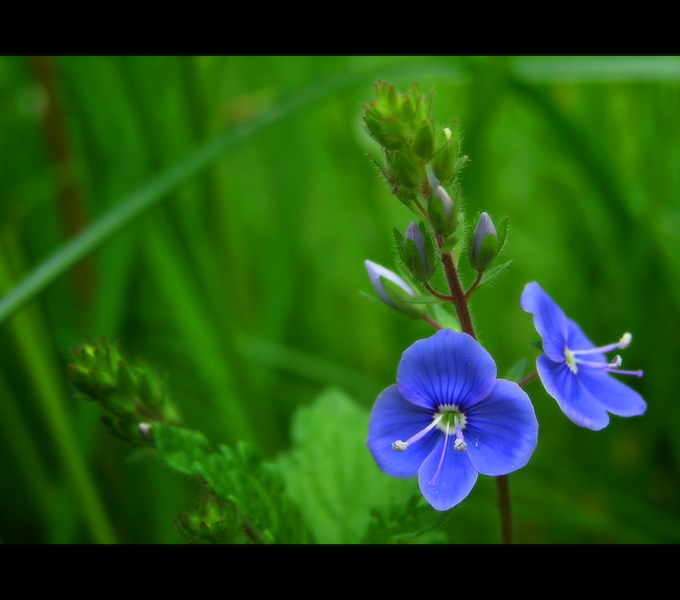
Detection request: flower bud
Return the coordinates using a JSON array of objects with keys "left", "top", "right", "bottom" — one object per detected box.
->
[
  {"left": 386, "top": 149, "right": 422, "bottom": 190},
  {"left": 413, "top": 120, "right": 435, "bottom": 160},
  {"left": 428, "top": 185, "right": 457, "bottom": 237},
  {"left": 399, "top": 222, "right": 435, "bottom": 282},
  {"left": 471, "top": 212, "right": 498, "bottom": 272},
  {"left": 364, "top": 260, "right": 425, "bottom": 318},
  {"left": 431, "top": 125, "right": 460, "bottom": 183}
]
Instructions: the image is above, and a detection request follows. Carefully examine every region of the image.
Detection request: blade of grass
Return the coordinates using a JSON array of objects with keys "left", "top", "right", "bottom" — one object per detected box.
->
[
  {"left": 0, "top": 247, "right": 116, "bottom": 543},
  {"left": 0, "top": 59, "right": 468, "bottom": 327}
]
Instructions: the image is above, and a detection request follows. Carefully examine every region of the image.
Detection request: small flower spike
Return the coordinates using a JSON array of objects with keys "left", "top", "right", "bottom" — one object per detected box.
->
[
  {"left": 366, "top": 329, "right": 538, "bottom": 511},
  {"left": 520, "top": 281, "right": 646, "bottom": 431}
]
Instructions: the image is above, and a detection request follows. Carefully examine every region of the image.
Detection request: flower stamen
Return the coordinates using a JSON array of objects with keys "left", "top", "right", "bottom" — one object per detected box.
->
[
  {"left": 566, "top": 333, "right": 642, "bottom": 377},
  {"left": 429, "top": 419, "right": 450, "bottom": 487},
  {"left": 391, "top": 413, "right": 443, "bottom": 451},
  {"left": 570, "top": 332, "right": 633, "bottom": 358}
]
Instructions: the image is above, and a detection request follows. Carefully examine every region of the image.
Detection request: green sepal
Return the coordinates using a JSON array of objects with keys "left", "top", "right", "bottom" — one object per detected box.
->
[
  {"left": 413, "top": 119, "right": 435, "bottom": 160},
  {"left": 428, "top": 190, "right": 450, "bottom": 236},
  {"left": 386, "top": 149, "right": 422, "bottom": 190},
  {"left": 529, "top": 339, "right": 544, "bottom": 351},
  {"left": 402, "top": 237, "right": 427, "bottom": 282},
  {"left": 418, "top": 221, "right": 436, "bottom": 279},
  {"left": 379, "top": 275, "right": 426, "bottom": 318},
  {"left": 474, "top": 233, "right": 498, "bottom": 272},
  {"left": 431, "top": 124, "right": 460, "bottom": 183}
]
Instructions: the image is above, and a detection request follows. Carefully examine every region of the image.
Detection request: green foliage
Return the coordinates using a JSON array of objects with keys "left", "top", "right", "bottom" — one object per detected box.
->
[
  {"left": 1, "top": 56, "right": 679, "bottom": 543},
  {"left": 153, "top": 422, "right": 312, "bottom": 543},
  {"left": 67, "top": 337, "right": 180, "bottom": 445},
  {"left": 277, "top": 387, "right": 443, "bottom": 543}
]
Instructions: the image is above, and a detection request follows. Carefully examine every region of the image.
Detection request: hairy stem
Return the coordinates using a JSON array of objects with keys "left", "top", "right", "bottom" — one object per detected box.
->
[{"left": 435, "top": 233, "right": 513, "bottom": 544}]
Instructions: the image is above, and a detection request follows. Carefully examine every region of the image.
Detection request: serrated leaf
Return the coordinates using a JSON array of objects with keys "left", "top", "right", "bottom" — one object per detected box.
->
[
  {"left": 153, "top": 423, "right": 311, "bottom": 543},
  {"left": 277, "top": 387, "right": 431, "bottom": 543}
]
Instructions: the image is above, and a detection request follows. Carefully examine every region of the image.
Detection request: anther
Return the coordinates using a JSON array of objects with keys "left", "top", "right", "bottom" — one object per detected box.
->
[
  {"left": 609, "top": 355, "right": 623, "bottom": 368},
  {"left": 392, "top": 413, "right": 443, "bottom": 452}
]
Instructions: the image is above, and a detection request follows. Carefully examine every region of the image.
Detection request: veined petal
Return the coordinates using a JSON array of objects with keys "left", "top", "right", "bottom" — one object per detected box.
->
[
  {"left": 566, "top": 318, "right": 606, "bottom": 362},
  {"left": 396, "top": 329, "right": 497, "bottom": 411},
  {"left": 464, "top": 379, "right": 538, "bottom": 476},
  {"left": 536, "top": 354, "right": 610, "bottom": 431},
  {"left": 520, "top": 282, "right": 569, "bottom": 363},
  {"left": 578, "top": 368, "right": 647, "bottom": 418},
  {"left": 418, "top": 434, "right": 478, "bottom": 511},
  {"left": 366, "top": 385, "right": 441, "bottom": 478}
]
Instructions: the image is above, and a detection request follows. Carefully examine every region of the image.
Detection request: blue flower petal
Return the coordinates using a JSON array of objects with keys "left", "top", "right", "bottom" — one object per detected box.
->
[
  {"left": 536, "top": 354, "right": 610, "bottom": 430},
  {"left": 464, "top": 379, "right": 539, "bottom": 476},
  {"left": 396, "top": 329, "right": 497, "bottom": 411},
  {"left": 566, "top": 319, "right": 606, "bottom": 363},
  {"left": 520, "top": 282, "right": 569, "bottom": 363},
  {"left": 577, "top": 368, "right": 647, "bottom": 418},
  {"left": 418, "top": 434, "right": 478, "bottom": 511},
  {"left": 366, "top": 384, "right": 441, "bottom": 478}
]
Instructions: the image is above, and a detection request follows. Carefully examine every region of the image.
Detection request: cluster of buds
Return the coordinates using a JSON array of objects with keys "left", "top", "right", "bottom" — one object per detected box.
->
[
  {"left": 363, "top": 82, "right": 510, "bottom": 318},
  {"left": 363, "top": 81, "right": 465, "bottom": 209},
  {"left": 67, "top": 337, "right": 181, "bottom": 445},
  {"left": 174, "top": 486, "right": 245, "bottom": 544}
]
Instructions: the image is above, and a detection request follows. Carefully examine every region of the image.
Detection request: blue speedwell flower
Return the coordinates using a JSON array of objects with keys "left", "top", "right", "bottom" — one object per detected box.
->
[
  {"left": 366, "top": 329, "right": 538, "bottom": 511},
  {"left": 520, "top": 281, "right": 646, "bottom": 431}
]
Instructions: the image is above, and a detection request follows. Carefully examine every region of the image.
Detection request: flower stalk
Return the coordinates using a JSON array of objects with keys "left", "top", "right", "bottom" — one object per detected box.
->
[
  {"left": 433, "top": 231, "right": 514, "bottom": 543},
  {"left": 363, "top": 81, "right": 521, "bottom": 543}
]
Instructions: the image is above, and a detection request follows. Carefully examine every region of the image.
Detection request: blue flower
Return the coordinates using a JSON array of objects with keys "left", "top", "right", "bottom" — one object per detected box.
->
[
  {"left": 366, "top": 329, "right": 538, "bottom": 511},
  {"left": 520, "top": 281, "right": 646, "bottom": 431}
]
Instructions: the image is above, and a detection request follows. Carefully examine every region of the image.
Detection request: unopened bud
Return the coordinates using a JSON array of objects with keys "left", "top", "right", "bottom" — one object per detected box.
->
[
  {"left": 387, "top": 150, "right": 422, "bottom": 190},
  {"left": 399, "top": 222, "right": 435, "bottom": 283},
  {"left": 432, "top": 125, "right": 460, "bottom": 183},
  {"left": 428, "top": 185, "right": 457, "bottom": 237},
  {"left": 413, "top": 120, "right": 435, "bottom": 160},
  {"left": 364, "top": 260, "right": 425, "bottom": 318},
  {"left": 471, "top": 212, "right": 498, "bottom": 272}
]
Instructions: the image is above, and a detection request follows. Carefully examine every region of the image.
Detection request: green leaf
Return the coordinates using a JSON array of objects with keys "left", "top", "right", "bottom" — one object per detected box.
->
[
  {"left": 277, "top": 387, "right": 436, "bottom": 543},
  {"left": 153, "top": 423, "right": 311, "bottom": 543},
  {"left": 504, "top": 358, "right": 528, "bottom": 383},
  {"left": 403, "top": 294, "right": 447, "bottom": 305},
  {"left": 478, "top": 259, "right": 513, "bottom": 289}
]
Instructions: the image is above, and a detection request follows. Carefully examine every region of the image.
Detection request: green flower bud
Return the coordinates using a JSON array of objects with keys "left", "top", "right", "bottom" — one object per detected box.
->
[
  {"left": 428, "top": 185, "right": 457, "bottom": 237},
  {"left": 365, "top": 260, "right": 426, "bottom": 319},
  {"left": 413, "top": 120, "right": 435, "bottom": 160},
  {"left": 67, "top": 337, "right": 181, "bottom": 445},
  {"left": 471, "top": 212, "right": 498, "bottom": 272},
  {"left": 397, "top": 222, "right": 435, "bottom": 283},
  {"left": 386, "top": 150, "right": 422, "bottom": 190},
  {"left": 432, "top": 125, "right": 460, "bottom": 183}
]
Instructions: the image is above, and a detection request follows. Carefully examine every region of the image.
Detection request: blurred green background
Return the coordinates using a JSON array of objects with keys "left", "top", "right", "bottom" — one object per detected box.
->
[{"left": 1, "top": 55, "right": 678, "bottom": 543}]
